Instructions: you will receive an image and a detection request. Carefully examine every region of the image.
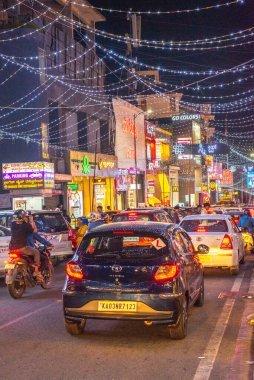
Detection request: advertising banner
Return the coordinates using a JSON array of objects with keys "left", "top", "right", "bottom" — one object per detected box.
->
[
  {"left": 247, "top": 172, "right": 254, "bottom": 188},
  {"left": 2, "top": 162, "right": 54, "bottom": 190},
  {"left": 113, "top": 98, "right": 146, "bottom": 171}
]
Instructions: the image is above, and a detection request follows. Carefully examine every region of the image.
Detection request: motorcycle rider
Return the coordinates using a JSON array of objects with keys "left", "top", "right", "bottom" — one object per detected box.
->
[
  {"left": 9, "top": 210, "right": 43, "bottom": 282},
  {"left": 238, "top": 210, "right": 254, "bottom": 233}
]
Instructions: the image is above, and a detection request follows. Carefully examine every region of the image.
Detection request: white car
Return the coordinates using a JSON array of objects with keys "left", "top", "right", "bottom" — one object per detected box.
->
[
  {"left": 180, "top": 214, "right": 245, "bottom": 275},
  {"left": 0, "top": 226, "right": 11, "bottom": 277}
]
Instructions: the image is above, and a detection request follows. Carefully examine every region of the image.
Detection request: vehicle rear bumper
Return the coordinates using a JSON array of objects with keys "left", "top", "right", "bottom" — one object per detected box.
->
[
  {"left": 63, "top": 292, "right": 182, "bottom": 324},
  {"left": 198, "top": 251, "right": 235, "bottom": 268}
]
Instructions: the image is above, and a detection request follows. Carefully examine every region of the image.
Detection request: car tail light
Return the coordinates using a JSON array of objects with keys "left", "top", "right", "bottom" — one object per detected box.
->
[
  {"left": 154, "top": 264, "right": 179, "bottom": 282},
  {"left": 234, "top": 218, "right": 239, "bottom": 225},
  {"left": 128, "top": 212, "right": 137, "bottom": 216},
  {"left": 66, "top": 262, "right": 83, "bottom": 280},
  {"left": 220, "top": 234, "right": 233, "bottom": 250},
  {"left": 196, "top": 226, "right": 208, "bottom": 233},
  {"left": 8, "top": 252, "right": 19, "bottom": 259}
]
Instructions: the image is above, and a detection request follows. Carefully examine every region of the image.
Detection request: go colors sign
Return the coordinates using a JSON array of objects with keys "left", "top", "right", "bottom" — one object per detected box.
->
[{"left": 2, "top": 162, "right": 54, "bottom": 190}]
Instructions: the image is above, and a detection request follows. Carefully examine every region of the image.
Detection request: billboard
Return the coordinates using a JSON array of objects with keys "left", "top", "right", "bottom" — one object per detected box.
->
[
  {"left": 113, "top": 98, "right": 146, "bottom": 171},
  {"left": 247, "top": 172, "right": 254, "bottom": 189},
  {"left": 2, "top": 162, "right": 54, "bottom": 190}
]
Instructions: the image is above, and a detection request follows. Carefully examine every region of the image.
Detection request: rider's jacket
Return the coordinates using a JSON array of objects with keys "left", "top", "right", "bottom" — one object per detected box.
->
[{"left": 9, "top": 221, "right": 34, "bottom": 250}]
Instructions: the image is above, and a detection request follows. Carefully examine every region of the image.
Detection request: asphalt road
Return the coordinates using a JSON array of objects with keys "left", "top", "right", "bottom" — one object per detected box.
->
[{"left": 1, "top": 257, "right": 254, "bottom": 380}]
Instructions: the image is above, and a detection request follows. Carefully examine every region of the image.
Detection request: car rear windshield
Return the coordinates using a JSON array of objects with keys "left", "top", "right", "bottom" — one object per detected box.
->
[
  {"left": 181, "top": 219, "right": 228, "bottom": 233},
  {"left": 33, "top": 213, "right": 68, "bottom": 233},
  {"left": 113, "top": 214, "right": 153, "bottom": 222},
  {"left": 78, "top": 234, "right": 169, "bottom": 259}
]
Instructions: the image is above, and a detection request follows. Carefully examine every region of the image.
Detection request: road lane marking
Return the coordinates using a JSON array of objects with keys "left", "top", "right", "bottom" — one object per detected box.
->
[
  {"left": 0, "top": 303, "right": 56, "bottom": 331},
  {"left": 193, "top": 275, "right": 244, "bottom": 380}
]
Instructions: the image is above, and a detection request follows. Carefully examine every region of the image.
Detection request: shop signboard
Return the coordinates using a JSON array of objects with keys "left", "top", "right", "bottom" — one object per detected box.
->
[
  {"left": 247, "top": 172, "right": 254, "bottom": 189},
  {"left": 209, "top": 181, "right": 216, "bottom": 192},
  {"left": 145, "top": 121, "right": 156, "bottom": 139},
  {"left": 219, "top": 190, "right": 233, "bottom": 202},
  {"left": 70, "top": 151, "right": 117, "bottom": 178},
  {"left": 67, "top": 183, "right": 78, "bottom": 191},
  {"left": 93, "top": 178, "right": 107, "bottom": 185},
  {"left": 174, "top": 143, "right": 230, "bottom": 156},
  {"left": 205, "top": 155, "right": 213, "bottom": 167},
  {"left": 192, "top": 122, "right": 201, "bottom": 144},
  {"left": 221, "top": 170, "right": 233, "bottom": 186},
  {"left": 172, "top": 114, "right": 200, "bottom": 122},
  {"left": 2, "top": 162, "right": 54, "bottom": 190},
  {"left": 175, "top": 137, "right": 192, "bottom": 160},
  {"left": 208, "top": 162, "right": 223, "bottom": 180},
  {"left": 113, "top": 98, "right": 146, "bottom": 171}
]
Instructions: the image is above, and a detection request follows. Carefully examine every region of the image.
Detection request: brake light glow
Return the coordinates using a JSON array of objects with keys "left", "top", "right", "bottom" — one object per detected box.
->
[
  {"left": 220, "top": 234, "right": 233, "bottom": 250},
  {"left": 113, "top": 231, "right": 134, "bottom": 235},
  {"left": 196, "top": 226, "right": 208, "bottom": 233},
  {"left": 8, "top": 252, "right": 19, "bottom": 259},
  {"left": 66, "top": 262, "right": 83, "bottom": 280},
  {"left": 128, "top": 212, "right": 137, "bottom": 216},
  {"left": 154, "top": 264, "right": 179, "bottom": 282}
]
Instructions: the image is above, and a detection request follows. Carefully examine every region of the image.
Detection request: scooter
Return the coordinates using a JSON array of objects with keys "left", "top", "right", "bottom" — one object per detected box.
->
[{"left": 5, "top": 245, "right": 54, "bottom": 299}]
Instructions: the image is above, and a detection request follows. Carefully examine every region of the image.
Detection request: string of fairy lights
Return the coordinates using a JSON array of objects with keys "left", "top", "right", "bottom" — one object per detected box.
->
[
  {"left": 72, "top": 0, "right": 244, "bottom": 15},
  {"left": 0, "top": 0, "right": 252, "bottom": 171}
]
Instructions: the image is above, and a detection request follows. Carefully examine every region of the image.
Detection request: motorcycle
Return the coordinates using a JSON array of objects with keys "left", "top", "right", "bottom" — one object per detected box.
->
[{"left": 5, "top": 245, "right": 54, "bottom": 299}]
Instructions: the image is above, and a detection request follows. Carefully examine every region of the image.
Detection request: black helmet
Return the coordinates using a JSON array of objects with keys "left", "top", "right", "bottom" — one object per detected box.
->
[{"left": 14, "top": 209, "right": 27, "bottom": 219}]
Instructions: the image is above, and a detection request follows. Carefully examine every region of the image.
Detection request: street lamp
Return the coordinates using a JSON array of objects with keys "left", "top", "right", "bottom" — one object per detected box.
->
[{"left": 133, "top": 109, "right": 152, "bottom": 208}]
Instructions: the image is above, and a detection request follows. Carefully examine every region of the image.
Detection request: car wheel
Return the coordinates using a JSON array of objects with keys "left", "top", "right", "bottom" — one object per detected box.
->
[
  {"left": 41, "top": 262, "right": 54, "bottom": 289},
  {"left": 7, "top": 269, "right": 26, "bottom": 299},
  {"left": 168, "top": 297, "right": 188, "bottom": 340},
  {"left": 64, "top": 319, "right": 86, "bottom": 336},
  {"left": 194, "top": 277, "right": 204, "bottom": 307}
]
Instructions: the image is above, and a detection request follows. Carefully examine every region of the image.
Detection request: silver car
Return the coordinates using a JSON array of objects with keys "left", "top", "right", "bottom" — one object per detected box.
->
[
  {"left": 0, "top": 211, "right": 74, "bottom": 265},
  {"left": 0, "top": 226, "right": 11, "bottom": 277}
]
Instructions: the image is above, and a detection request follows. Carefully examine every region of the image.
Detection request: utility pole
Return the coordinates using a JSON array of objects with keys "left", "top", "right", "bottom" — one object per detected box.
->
[{"left": 225, "top": 115, "right": 229, "bottom": 169}]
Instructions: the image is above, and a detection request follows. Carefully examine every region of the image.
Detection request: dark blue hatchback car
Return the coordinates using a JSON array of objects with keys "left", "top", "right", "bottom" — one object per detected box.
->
[{"left": 63, "top": 222, "right": 204, "bottom": 339}]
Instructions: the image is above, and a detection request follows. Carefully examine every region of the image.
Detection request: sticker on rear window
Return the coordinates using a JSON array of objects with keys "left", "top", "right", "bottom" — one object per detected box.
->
[{"left": 151, "top": 238, "right": 166, "bottom": 250}]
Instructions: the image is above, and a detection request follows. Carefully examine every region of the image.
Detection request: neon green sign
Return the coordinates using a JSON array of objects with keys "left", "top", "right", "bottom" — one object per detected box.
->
[{"left": 82, "top": 156, "right": 90, "bottom": 175}]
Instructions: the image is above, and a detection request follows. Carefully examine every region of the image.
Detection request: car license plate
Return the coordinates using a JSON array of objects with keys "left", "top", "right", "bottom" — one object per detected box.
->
[
  {"left": 5, "top": 263, "right": 15, "bottom": 270},
  {"left": 98, "top": 301, "right": 137, "bottom": 312}
]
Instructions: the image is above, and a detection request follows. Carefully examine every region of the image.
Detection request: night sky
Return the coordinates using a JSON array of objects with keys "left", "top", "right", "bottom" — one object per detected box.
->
[{"left": 90, "top": 0, "right": 254, "bottom": 159}]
